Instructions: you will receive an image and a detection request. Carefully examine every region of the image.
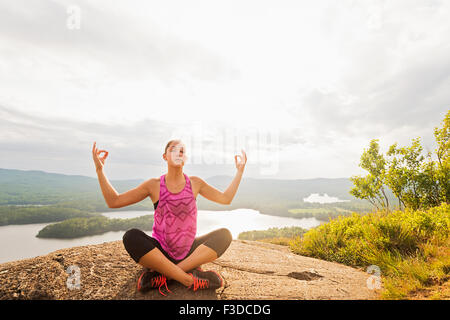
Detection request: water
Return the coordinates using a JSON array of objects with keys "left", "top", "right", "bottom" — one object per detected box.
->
[
  {"left": 6, "top": 204, "right": 50, "bottom": 207},
  {"left": 303, "top": 193, "right": 350, "bottom": 204},
  {"left": 0, "top": 209, "right": 320, "bottom": 264}
]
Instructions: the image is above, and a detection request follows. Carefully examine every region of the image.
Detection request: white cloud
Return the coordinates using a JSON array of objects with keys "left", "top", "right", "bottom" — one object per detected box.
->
[{"left": 0, "top": 0, "right": 448, "bottom": 179}]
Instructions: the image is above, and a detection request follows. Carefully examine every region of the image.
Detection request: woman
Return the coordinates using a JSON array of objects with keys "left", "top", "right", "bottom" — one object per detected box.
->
[{"left": 92, "top": 139, "right": 247, "bottom": 296}]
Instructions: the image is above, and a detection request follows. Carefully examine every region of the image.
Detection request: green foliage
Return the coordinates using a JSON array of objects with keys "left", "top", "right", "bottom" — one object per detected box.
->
[
  {"left": 290, "top": 203, "right": 450, "bottom": 298},
  {"left": 432, "top": 110, "right": 450, "bottom": 203},
  {"left": 238, "top": 226, "right": 307, "bottom": 241},
  {"left": 36, "top": 215, "right": 154, "bottom": 239},
  {"left": 350, "top": 110, "right": 450, "bottom": 211},
  {"left": 255, "top": 201, "right": 374, "bottom": 221},
  {"left": 1, "top": 167, "right": 377, "bottom": 222},
  {"left": 0, "top": 168, "right": 154, "bottom": 212},
  {"left": 350, "top": 139, "right": 391, "bottom": 211},
  {"left": 386, "top": 138, "right": 431, "bottom": 210},
  {"left": 292, "top": 203, "right": 449, "bottom": 267},
  {"left": 0, "top": 205, "right": 96, "bottom": 225},
  {"left": 288, "top": 206, "right": 360, "bottom": 221}
]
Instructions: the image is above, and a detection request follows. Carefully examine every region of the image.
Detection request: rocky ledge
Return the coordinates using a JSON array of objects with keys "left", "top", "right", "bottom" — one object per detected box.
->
[{"left": 0, "top": 239, "right": 378, "bottom": 300}]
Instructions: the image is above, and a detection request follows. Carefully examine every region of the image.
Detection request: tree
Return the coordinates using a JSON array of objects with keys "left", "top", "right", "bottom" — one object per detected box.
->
[
  {"left": 433, "top": 110, "right": 450, "bottom": 203},
  {"left": 350, "top": 139, "right": 390, "bottom": 211},
  {"left": 350, "top": 109, "right": 449, "bottom": 211},
  {"left": 385, "top": 138, "right": 426, "bottom": 210}
]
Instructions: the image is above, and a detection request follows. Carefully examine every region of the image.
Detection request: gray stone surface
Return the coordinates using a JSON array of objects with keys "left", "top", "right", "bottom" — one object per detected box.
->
[{"left": 0, "top": 239, "right": 378, "bottom": 300}]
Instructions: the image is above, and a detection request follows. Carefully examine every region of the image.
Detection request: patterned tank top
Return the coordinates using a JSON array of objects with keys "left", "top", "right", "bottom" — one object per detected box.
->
[{"left": 151, "top": 173, "right": 197, "bottom": 260}]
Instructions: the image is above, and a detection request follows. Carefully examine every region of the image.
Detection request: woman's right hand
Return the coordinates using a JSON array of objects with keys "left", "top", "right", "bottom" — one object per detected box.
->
[{"left": 92, "top": 141, "right": 109, "bottom": 172}]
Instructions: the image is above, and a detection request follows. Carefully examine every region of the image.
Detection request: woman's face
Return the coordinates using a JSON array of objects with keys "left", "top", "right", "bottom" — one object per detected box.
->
[{"left": 165, "top": 141, "right": 187, "bottom": 167}]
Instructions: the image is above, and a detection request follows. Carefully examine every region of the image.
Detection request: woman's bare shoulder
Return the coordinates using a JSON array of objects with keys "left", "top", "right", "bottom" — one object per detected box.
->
[
  {"left": 146, "top": 177, "right": 161, "bottom": 199},
  {"left": 188, "top": 176, "right": 204, "bottom": 197},
  {"left": 147, "top": 177, "right": 160, "bottom": 187},
  {"left": 189, "top": 176, "right": 207, "bottom": 190},
  {"left": 189, "top": 176, "right": 205, "bottom": 185}
]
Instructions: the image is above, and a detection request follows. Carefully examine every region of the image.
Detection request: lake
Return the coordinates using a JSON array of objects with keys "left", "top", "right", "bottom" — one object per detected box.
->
[
  {"left": 303, "top": 193, "right": 350, "bottom": 204},
  {"left": 0, "top": 208, "right": 321, "bottom": 264}
]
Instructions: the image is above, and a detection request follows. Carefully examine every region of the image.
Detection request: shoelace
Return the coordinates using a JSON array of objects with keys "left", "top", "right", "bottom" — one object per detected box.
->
[
  {"left": 151, "top": 274, "right": 173, "bottom": 296},
  {"left": 188, "top": 273, "right": 209, "bottom": 291}
]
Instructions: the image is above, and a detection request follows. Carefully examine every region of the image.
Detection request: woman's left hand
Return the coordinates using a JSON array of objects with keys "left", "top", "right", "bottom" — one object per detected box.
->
[{"left": 235, "top": 149, "right": 247, "bottom": 173}]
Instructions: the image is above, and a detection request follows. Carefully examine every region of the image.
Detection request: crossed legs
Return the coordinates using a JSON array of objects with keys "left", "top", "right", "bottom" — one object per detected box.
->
[
  {"left": 122, "top": 227, "right": 232, "bottom": 287},
  {"left": 138, "top": 244, "right": 218, "bottom": 287}
]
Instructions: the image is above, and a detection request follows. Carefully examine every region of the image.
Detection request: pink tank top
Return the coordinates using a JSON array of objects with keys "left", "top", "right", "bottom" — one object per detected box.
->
[{"left": 151, "top": 173, "right": 197, "bottom": 260}]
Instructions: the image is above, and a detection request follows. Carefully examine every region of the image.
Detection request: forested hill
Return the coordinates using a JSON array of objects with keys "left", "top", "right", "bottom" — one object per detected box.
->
[
  {"left": 0, "top": 168, "right": 145, "bottom": 210},
  {"left": 0, "top": 168, "right": 384, "bottom": 215}
]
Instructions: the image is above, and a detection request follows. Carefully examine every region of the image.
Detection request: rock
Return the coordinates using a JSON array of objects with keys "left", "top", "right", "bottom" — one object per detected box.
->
[{"left": 0, "top": 240, "right": 379, "bottom": 300}]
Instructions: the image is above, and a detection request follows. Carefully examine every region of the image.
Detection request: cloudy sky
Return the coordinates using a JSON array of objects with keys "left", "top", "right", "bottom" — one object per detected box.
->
[{"left": 0, "top": 0, "right": 449, "bottom": 180}]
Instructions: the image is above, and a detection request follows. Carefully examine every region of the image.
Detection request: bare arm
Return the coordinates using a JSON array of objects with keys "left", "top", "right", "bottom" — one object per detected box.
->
[
  {"left": 96, "top": 169, "right": 119, "bottom": 208},
  {"left": 196, "top": 170, "right": 243, "bottom": 205},
  {"left": 195, "top": 149, "right": 247, "bottom": 205},
  {"left": 92, "top": 141, "right": 150, "bottom": 208},
  {"left": 96, "top": 169, "right": 152, "bottom": 208}
]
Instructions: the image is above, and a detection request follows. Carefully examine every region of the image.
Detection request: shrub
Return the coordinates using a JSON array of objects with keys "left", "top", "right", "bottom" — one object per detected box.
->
[{"left": 289, "top": 203, "right": 450, "bottom": 298}]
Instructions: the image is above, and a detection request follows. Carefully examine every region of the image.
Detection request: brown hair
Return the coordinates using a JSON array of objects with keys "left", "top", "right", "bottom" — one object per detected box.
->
[{"left": 164, "top": 139, "right": 181, "bottom": 154}]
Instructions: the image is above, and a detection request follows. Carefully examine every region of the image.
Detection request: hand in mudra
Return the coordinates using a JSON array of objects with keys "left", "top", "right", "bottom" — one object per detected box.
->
[
  {"left": 92, "top": 141, "right": 109, "bottom": 171},
  {"left": 235, "top": 149, "right": 247, "bottom": 173}
]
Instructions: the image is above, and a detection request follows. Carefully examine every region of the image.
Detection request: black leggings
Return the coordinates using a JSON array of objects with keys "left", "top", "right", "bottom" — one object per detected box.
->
[{"left": 122, "top": 227, "right": 233, "bottom": 264}]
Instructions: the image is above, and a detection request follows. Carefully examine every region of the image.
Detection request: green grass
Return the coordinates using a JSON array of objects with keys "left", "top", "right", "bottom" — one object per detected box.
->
[
  {"left": 238, "top": 226, "right": 307, "bottom": 241},
  {"left": 287, "top": 207, "right": 355, "bottom": 221},
  {"left": 288, "top": 208, "right": 336, "bottom": 214},
  {"left": 285, "top": 203, "right": 450, "bottom": 299},
  {"left": 257, "top": 237, "right": 295, "bottom": 246}
]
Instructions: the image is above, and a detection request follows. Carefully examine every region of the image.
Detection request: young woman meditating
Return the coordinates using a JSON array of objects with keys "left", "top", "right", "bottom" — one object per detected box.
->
[{"left": 92, "top": 139, "right": 247, "bottom": 296}]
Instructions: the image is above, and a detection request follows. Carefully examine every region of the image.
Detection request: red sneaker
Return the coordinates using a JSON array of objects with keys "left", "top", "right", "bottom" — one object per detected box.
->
[
  {"left": 137, "top": 270, "right": 173, "bottom": 296},
  {"left": 187, "top": 269, "right": 224, "bottom": 291},
  {"left": 187, "top": 266, "right": 204, "bottom": 273}
]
